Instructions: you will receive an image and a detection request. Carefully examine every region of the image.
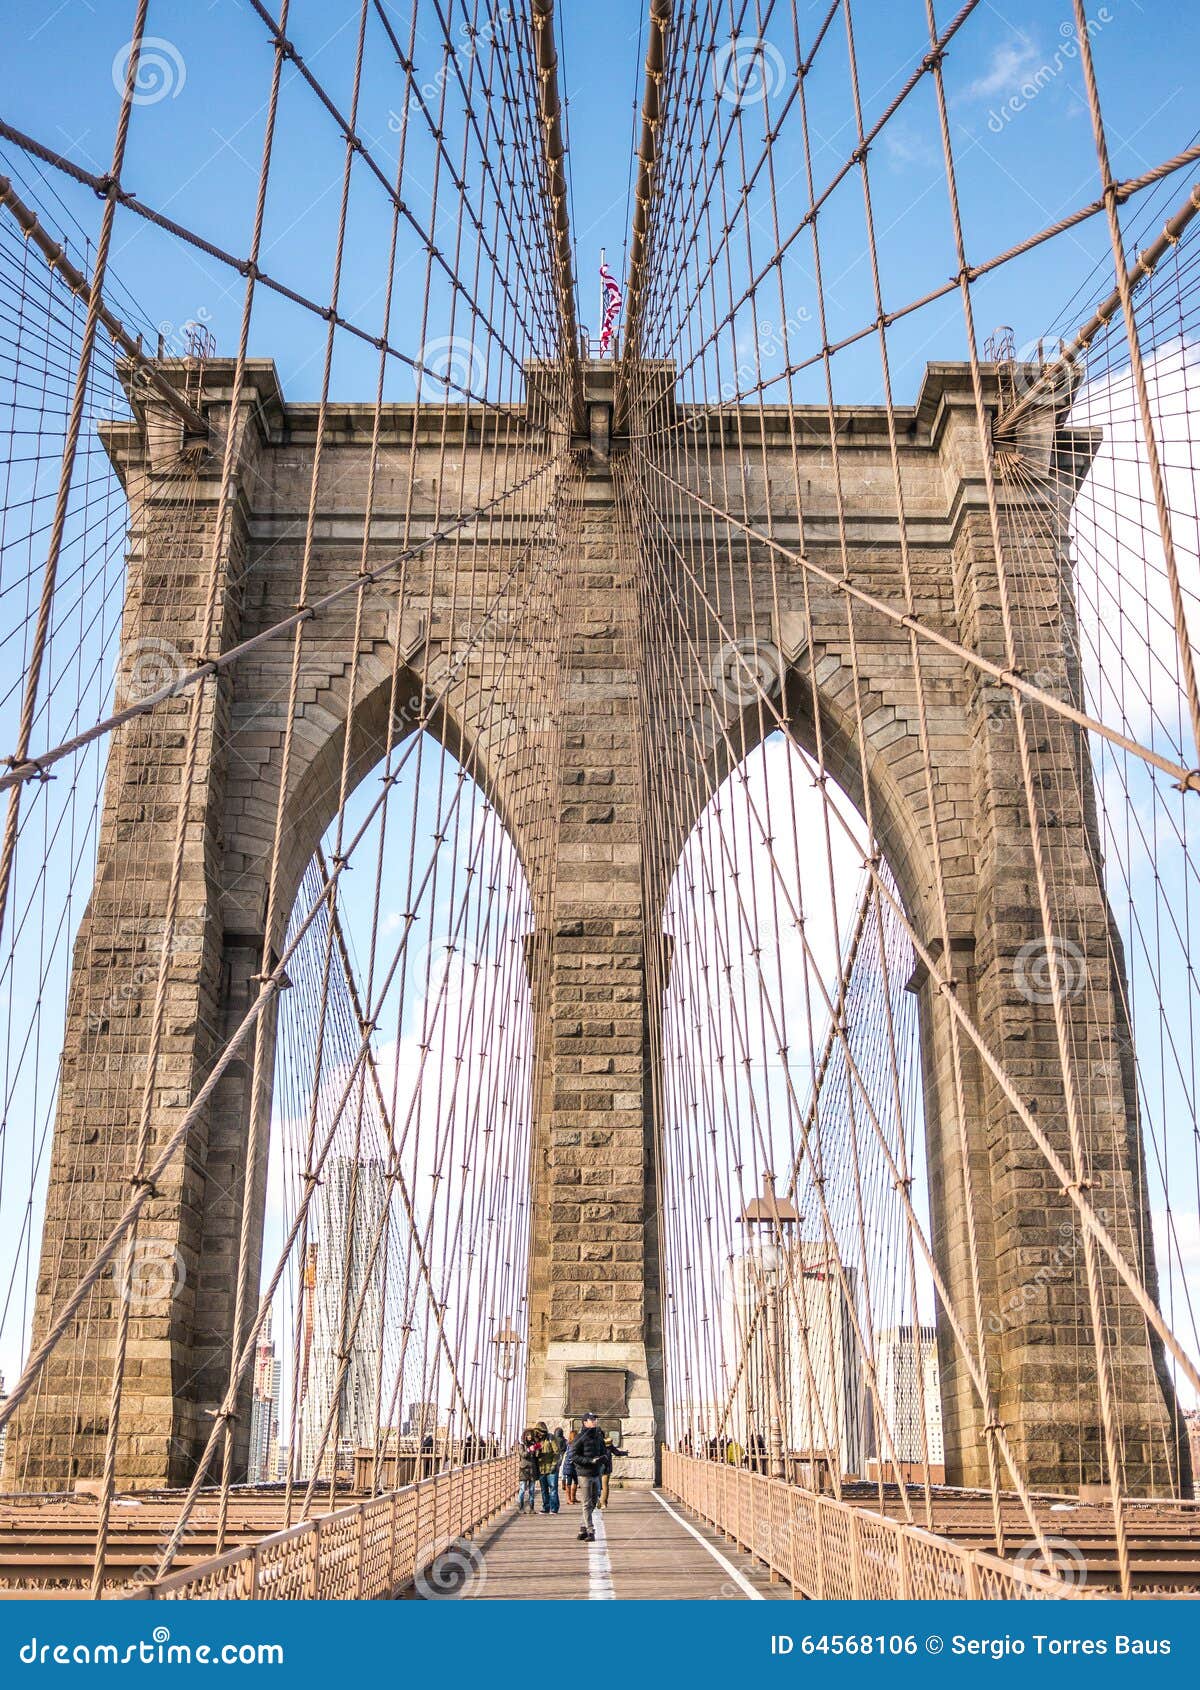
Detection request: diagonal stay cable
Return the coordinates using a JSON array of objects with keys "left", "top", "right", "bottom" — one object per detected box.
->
[
  {"left": 639, "top": 453, "right": 1200, "bottom": 791},
  {"left": 0, "top": 449, "right": 561, "bottom": 793},
  {"left": 0, "top": 443, "right": 578, "bottom": 1444}
]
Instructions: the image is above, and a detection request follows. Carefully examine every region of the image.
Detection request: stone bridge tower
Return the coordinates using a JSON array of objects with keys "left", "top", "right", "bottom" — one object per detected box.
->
[{"left": 3, "top": 357, "right": 1185, "bottom": 1497}]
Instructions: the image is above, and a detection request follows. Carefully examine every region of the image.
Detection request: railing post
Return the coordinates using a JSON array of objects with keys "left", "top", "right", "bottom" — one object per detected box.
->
[
  {"left": 768, "top": 1480, "right": 780, "bottom": 1582},
  {"left": 964, "top": 1551, "right": 982, "bottom": 1600},
  {"left": 307, "top": 1519, "right": 321, "bottom": 1601},
  {"left": 356, "top": 1504, "right": 366, "bottom": 1599},
  {"left": 897, "top": 1526, "right": 911, "bottom": 1600},
  {"left": 814, "top": 1496, "right": 826, "bottom": 1600},
  {"left": 849, "top": 1511, "right": 863, "bottom": 1600}
]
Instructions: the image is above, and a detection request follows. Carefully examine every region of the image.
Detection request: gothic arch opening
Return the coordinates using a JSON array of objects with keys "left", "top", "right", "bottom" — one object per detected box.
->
[
  {"left": 657, "top": 728, "right": 941, "bottom": 1488},
  {"left": 254, "top": 729, "right": 536, "bottom": 1490}
]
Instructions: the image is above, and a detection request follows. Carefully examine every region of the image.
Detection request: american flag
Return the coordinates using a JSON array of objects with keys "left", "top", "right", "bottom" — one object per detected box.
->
[{"left": 599, "top": 261, "right": 623, "bottom": 355}]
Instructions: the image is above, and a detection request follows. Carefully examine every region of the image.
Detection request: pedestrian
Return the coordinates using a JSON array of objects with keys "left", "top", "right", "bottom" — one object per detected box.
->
[
  {"left": 569, "top": 1412, "right": 608, "bottom": 1541},
  {"left": 553, "top": 1425, "right": 572, "bottom": 1503},
  {"left": 517, "top": 1427, "right": 541, "bottom": 1513},
  {"left": 534, "top": 1419, "right": 560, "bottom": 1514},
  {"left": 561, "top": 1433, "right": 578, "bottom": 1506},
  {"left": 598, "top": 1431, "right": 628, "bottom": 1509}
]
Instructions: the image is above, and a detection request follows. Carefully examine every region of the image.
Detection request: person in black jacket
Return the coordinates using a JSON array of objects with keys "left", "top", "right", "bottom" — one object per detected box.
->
[
  {"left": 569, "top": 1413, "right": 608, "bottom": 1541},
  {"left": 517, "top": 1427, "right": 542, "bottom": 1513}
]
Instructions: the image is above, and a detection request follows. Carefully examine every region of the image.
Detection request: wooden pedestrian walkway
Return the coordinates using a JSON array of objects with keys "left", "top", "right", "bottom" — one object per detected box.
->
[{"left": 421, "top": 1487, "right": 793, "bottom": 1601}]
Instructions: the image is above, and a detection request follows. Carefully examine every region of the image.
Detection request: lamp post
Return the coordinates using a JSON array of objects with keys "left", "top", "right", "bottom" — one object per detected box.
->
[
  {"left": 739, "top": 1171, "right": 799, "bottom": 1481},
  {"left": 492, "top": 1323, "right": 521, "bottom": 1454}
]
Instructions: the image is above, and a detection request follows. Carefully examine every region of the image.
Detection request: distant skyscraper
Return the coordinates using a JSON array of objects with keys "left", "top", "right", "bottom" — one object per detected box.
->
[
  {"left": 1185, "top": 1409, "right": 1200, "bottom": 1489},
  {"left": 404, "top": 1400, "right": 440, "bottom": 1440},
  {"left": 0, "top": 1373, "right": 7, "bottom": 1471},
  {"left": 725, "top": 1239, "right": 868, "bottom": 1477},
  {"left": 298, "top": 1156, "right": 388, "bottom": 1480},
  {"left": 248, "top": 1311, "right": 282, "bottom": 1485},
  {"left": 875, "top": 1325, "right": 944, "bottom": 1471}
]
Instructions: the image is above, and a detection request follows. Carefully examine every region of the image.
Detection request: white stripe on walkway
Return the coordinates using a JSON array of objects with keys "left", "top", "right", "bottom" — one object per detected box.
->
[
  {"left": 651, "top": 1489, "right": 765, "bottom": 1599},
  {"left": 587, "top": 1508, "right": 616, "bottom": 1599}
]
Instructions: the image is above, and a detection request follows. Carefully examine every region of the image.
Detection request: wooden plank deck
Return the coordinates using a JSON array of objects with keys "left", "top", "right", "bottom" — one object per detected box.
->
[{"left": 422, "top": 1487, "right": 793, "bottom": 1601}]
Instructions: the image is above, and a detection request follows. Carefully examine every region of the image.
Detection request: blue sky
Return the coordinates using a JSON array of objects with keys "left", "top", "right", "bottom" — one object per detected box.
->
[
  {"left": 2, "top": 0, "right": 1200, "bottom": 1426},
  {"left": 2, "top": 1, "right": 1197, "bottom": 407}
]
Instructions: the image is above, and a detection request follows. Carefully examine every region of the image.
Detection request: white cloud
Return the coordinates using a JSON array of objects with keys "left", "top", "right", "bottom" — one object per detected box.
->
[
  {"left": 959, "top": 29, "right": 1041, "bottom": 101},
  {"left": 883, "top": 123, "right": 938, "bottom": 171}
]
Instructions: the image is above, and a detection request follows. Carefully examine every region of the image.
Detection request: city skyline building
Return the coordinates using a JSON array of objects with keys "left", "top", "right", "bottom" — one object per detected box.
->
[
  {"left": 873, "top": 1324, "right": 945, "bottom": 1481},
  {"left": 298, "top": 1156, "right": 389, "bottom": 1480},
  {"left": 724, "top": 1239, "right": 868, "bottom": 1478},
  {"left": 1185, "top": 1408, "right": 1200, "bottom": 1486},
  {"left": 248, "top": 1311, "right": 282, "bottom": 1486}
]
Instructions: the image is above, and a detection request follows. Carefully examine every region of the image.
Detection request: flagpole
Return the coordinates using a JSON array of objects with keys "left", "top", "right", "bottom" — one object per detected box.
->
[{"left": 599, "top": 247, "right": 605, "bottom": 357}]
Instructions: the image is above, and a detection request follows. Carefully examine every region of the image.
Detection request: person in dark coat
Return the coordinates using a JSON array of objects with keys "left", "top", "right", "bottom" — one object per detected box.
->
[
  {"left": 517, "top": 1427, "right": 541, "bottom": 1513},
  {"left": 569, "top": 1412, "right": 608, "bottom": 1541}
]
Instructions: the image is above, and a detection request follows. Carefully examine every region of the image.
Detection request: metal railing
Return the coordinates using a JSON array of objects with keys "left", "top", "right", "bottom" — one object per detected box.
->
[
  {"left": 661, "top": 1452, "right": 1097, "bottom": 1600},
  {"left": 134, "top": 1456, "right": 516, "bottom": 1601}
]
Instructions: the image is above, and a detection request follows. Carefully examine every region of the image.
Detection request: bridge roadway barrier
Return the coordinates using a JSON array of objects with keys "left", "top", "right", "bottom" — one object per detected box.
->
[
  {"left": 130, "top": 1456, "right": 517, "bottom": 1601},
  {"left": 5, "top": 1454, "right": 1194, "bottom": 1598},
  {"left": 661, "top": 1453, "right": 1100, "bottom": 1600}
]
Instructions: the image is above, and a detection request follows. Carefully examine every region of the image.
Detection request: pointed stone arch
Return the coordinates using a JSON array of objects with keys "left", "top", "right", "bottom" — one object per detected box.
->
[{"left": 7, "top": 359, "right": 1185, "bottom": 1496}]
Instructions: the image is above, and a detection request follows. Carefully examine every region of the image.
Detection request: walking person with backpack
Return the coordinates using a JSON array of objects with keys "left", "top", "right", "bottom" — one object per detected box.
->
[{"left": 568, "top": 1412, "right": 608, "bottom": 1541}]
